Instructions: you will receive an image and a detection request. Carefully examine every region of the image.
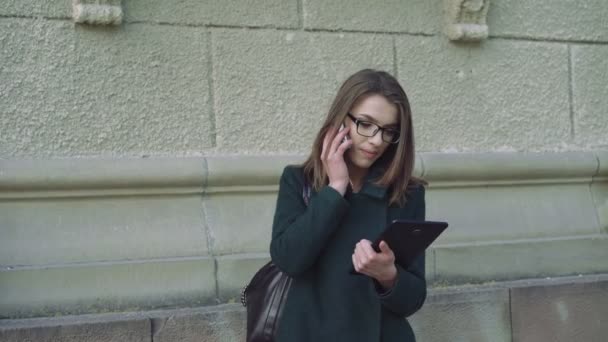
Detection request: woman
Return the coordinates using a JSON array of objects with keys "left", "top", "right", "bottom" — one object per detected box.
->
[{"left": 270, "top": 69, "right": 426, "bottom": 342}]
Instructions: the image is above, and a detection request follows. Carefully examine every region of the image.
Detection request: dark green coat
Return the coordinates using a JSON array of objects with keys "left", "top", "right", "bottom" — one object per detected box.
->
[{"left": 270, "top": 165, "right": 426, "bottom": 342}]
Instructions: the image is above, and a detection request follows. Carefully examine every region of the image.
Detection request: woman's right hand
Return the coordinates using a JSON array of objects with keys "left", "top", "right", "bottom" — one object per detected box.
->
[{"left": 321, "top": 125, "right": 352, "bottom": 196}]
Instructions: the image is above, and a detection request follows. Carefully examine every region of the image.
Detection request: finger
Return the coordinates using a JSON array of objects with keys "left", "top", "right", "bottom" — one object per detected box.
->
[
  {"left": 378, "top": 241, "right": 393, "bottom": 255},
  {"left": 358, "top": 239, "right": 376, "bottom": 260},
  {"left": 336, "top": 137, "right": 352, "bottom": 155},
  {"left": 354, "top": 245, "right": 372, "bottom": 270},
  {"left": 329, "top": 126, "right": 350, "bottom": 156},
  {"left": 321, "top": 127, "right": 332, "bottom": 161},
  {"left": 352, "top": 253, "right": 361, "bottom": 272}
]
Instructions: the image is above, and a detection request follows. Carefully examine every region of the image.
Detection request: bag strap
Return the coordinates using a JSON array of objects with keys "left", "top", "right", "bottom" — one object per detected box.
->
[{"left": 302, "top": 179, "right": 311, "bottom": 206}]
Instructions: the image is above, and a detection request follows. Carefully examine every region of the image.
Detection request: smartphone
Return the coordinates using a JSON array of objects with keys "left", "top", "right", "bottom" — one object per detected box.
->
[{"left": 339, "top": 123, "right": 349, "bottom": 144}]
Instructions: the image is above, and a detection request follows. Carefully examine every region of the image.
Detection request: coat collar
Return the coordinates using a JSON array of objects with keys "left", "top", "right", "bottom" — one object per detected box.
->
[{"left": 356, "top": 165, "right": 388, "bottom": 199}]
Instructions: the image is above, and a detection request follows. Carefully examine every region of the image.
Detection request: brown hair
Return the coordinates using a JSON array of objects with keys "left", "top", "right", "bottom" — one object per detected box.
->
[{"left": 301, "top": 69, "right": 425, "bottom": 206}]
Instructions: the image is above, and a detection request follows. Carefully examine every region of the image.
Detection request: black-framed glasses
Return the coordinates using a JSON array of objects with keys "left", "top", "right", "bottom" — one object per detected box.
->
[{"left": 346, "top": 113, "right": 400, "bottom": 144}]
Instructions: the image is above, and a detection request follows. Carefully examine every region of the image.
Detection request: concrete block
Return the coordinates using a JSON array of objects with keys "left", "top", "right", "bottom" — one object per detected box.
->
[
  {"left": 0, "top": 316, "right": 150, "bottom": 342},
  {"left": 211, "top": 29, "right": 393, "bottom": 153},
  {"left": 434, "top": 235, "right": 608, "bottom": 283},
  {"left": 151, "top": 305, "right": 246, "bottom": 342},
  {"left": 488, "top": 0, "right": 608, "bottom": 42},
  {"left": 302, "top": 0, "right": 441, "bottom": 34},
  {"left": 0, "top": 0, "right": 71, "bottom": 18},
  {"left": 216, "top": 254, "right": 271, "bottom": 302},
  {"left": 511, "top": 277, "right": 608, "bottom": 342},
  {"left": 572, "top": 45, "right": 608, "bottom": 148},
  {"left": 123, "top": 0, "right": 298, "bottom": 28},
  {"left": 0, "top": 195, "right": 208, "bottom": 266},
  {"left": 410, "top": 287, "right": 511, "bottom": 342},
  {"left": 0, "top": 258, "right": 216, "bottom": 318},
  {"left": 0, "top": 19, "right": 212, "bottom": 157},
  {"left": 204, "top": 192, "right": 278, "bottom": 254},
  {"left": 396, "top": 36, "right": 570, "bottom": 152}
]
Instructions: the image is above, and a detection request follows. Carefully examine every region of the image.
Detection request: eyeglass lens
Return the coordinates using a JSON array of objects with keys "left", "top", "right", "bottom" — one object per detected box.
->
[{"left": 356, "top": 121, "right": 399, "bottom": 143}]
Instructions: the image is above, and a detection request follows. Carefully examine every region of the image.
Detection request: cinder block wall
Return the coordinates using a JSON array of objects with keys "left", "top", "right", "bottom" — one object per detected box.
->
[{"left": 1, "top": 0, "right": 607, "bottom": 156}]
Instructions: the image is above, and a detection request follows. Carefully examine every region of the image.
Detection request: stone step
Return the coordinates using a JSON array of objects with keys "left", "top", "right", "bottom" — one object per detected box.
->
[{"left": 1, "top": 274, "right": 607, "bottom": 342}]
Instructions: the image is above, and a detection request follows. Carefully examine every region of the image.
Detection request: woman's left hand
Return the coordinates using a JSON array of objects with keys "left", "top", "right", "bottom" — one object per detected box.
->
[{"left": 352, "top": 239, "right": 397, "bottom": 290}]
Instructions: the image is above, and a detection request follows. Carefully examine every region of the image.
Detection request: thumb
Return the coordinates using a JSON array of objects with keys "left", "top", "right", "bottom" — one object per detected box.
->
[{"left": 379, "top": 240, "right": 392, "bottom": 254}]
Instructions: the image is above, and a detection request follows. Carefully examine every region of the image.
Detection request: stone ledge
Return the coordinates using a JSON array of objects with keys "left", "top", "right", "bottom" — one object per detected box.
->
[
  {"left": 0, "top": 157, "right": 205, "bottom": 197},
  {"left": 596, "top": 151, "right": 608, "bottom": 180},
  {"left": 421, "top": 151, "right": 599, "bottom": 186},
  {"left": 433, "top": 234, "right": 608, "bottom": 283},
  {"left": 1, "top": 152, "right": 605, "bottom": 197},
  {"left": 0, "top": 258, "right": 216, "bottom": 319}
]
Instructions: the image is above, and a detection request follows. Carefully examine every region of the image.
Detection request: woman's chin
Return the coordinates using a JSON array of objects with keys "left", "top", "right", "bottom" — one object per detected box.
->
[{"left": 348, "top": 153, "right": 375, "bottom": 170}]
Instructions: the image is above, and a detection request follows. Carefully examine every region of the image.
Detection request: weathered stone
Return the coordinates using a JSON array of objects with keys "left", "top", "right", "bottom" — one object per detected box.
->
[
  {"left": 0, "top": 258, "right": 216, "bottom": 318},
  {"left": 211, "top": 29, "right": 393, "bottom": 153},
  {"left": 303, "top": 0, "right": 441, "bottom": 34},
  {"left": 410, "top": 287, "right": 511, "bottom": 342},
  {"left": 434, "top": 235, "right": 608, "bottom": 283},
  {"left": 0, "top": 195, "right": 208, "bottom": 265},
  {"left": 396, "top": 36, "right": 570, "bottom": 152},
  {"left": 123, "top": 0, "right": 298, "bottom": 28},
  {"left": 592, "top": 152, "right": 608, "bottom": 232},
  {"left": 2, "top": 275, "right": 608, "bottom": 341},
  {"left": 0, "top": 19, "right": 212, "bottom": 157},
  {"left": 443, "top": 0, "right": 490, "bottom": 41},
  {"left": 204, "top": 192, "right": 278, "bottom": 254},
  {"left": 216, "top": 255, "right": 271, "bottom": 302},
  {"left": 0, "top": 0, "right": 71, "bottom": 18},
  {"left": 511, "top": 276, "right": 608, "bottom": 342},
  {"left": 572, "top": 45, "right": 608, "bottom": 148},
  {"left": 488, "top": 0, "right": 608, "bottom": 42},
  {"left": 150, "top": 305, "right": 246, "bottom": 342},
  {"left": 427, "top": 183, "right": 599, "bottom": 243},
  {"left": 72, "top": 0, "right": 123, "bottom": 26},
  {"left": 0, "top": 316, "right": 150, "bottom": 342}
]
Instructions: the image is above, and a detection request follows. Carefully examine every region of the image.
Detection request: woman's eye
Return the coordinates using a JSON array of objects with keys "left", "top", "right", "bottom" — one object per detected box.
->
[{"left": 359, "top": 122, "right": 374, "bottom": 129}]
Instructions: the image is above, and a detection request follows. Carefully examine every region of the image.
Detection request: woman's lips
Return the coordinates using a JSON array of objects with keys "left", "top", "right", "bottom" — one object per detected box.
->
[{"left": 360, "top": 148, "right": 378, "bottom": 159}]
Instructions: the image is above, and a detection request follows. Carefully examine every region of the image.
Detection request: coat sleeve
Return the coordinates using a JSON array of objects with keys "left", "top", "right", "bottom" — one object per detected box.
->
[
  {"left": 270, "top": 166, "right": 350, "bottom": 277},
  {"left": 377, "top": 185, "right": 427, "bottom": 317}
]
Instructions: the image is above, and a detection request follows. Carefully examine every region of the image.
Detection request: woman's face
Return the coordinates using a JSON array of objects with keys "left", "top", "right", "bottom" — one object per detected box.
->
[{"left": 345, "top": 94, "right": 399, "bottom": 170}]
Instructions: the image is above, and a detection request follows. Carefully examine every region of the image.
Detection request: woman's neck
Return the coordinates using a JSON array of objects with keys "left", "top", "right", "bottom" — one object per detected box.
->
[{"left": 347, "top": 161, "right": 369, "bottom": 193}]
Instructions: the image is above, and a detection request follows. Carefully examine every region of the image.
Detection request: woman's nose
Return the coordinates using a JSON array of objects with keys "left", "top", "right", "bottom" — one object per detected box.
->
[{"left": 369, "top": 131, "right": 384, "bottom": 146}]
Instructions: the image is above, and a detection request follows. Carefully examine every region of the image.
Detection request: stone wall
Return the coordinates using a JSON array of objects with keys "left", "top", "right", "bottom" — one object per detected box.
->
[
  {"left": 1, "top": 1, "right": 607, "bottom": 339},
  {"left": 1, "top": 152, "right": 607, "bottom": 318},
  {"left": 1, "top": 0, "right": 607, "bottom": 157}
]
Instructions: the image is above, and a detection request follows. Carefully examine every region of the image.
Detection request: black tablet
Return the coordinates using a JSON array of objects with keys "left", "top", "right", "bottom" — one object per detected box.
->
[{"left": 350, "top": 219, "right": 448, "bottom": 274}]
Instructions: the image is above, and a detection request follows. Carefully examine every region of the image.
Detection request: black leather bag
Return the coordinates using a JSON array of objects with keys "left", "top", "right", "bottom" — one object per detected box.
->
[
  {"left": 241, "top": 262, "right": 292, "bottom": 341},
  {"left": 241, "top": 183, "right": 311, "bottom": 342}
]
